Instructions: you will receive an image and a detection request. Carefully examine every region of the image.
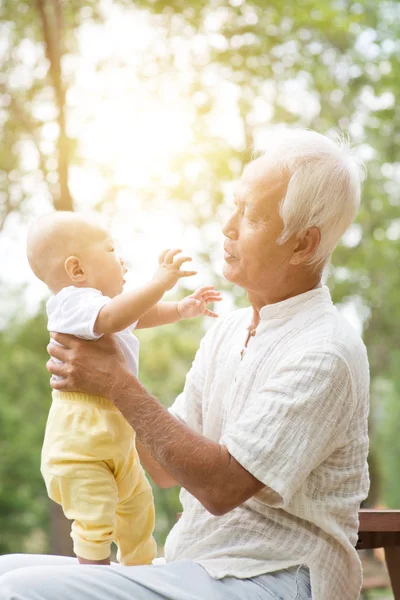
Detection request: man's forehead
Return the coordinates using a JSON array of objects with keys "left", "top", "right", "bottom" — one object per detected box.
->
[
  {"left": 242, "top": 154, "right": 281, "bottom": 182},
  {"left": 237, "top": 156, "right": 288, "bottom": 204}
]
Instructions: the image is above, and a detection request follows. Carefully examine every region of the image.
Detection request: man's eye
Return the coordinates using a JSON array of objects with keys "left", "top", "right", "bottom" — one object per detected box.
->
[{"left": 109, "top": 248, "right": 115, "bottom": 252}]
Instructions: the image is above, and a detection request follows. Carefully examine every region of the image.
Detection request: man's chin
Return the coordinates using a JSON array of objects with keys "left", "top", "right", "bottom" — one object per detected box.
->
[{"left": 222, "top": 262, "right": 240, "bottom": 285}]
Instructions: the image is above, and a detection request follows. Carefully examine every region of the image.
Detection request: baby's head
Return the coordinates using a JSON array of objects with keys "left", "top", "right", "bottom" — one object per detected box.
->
[{"left": 27, "top": 211, "right": 126, "bottom": 297}]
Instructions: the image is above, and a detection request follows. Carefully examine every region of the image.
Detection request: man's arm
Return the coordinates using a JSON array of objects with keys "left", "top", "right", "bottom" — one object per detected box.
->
[
  {"left": 136, "top": 440, "right": 178, "bottom": 488},
  {"left": 114, "top": 377, "right": 265, "bottom": 515},
  {"left": 46, "top": 334, "right": 265, "bottom": 515}
]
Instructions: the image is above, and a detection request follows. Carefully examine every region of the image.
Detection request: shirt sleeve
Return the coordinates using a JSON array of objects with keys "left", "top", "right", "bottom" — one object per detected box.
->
[
  {"left": 220, "top": 351, "right": 356, "bottom": 507},
  {"left": 47, "top": 287, "right": 111, "bottom": 341}
]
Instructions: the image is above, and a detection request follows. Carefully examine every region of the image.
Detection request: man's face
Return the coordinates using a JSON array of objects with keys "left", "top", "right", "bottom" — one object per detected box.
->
[{"left": 222, "top": 156, "right": 296, "bottom": 295}]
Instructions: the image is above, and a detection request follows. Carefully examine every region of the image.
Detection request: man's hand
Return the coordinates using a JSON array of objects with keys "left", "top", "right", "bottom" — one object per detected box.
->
[
  {"left": 46, "top": 333, "right": 131, "bottom": 398},
  {"left": 177, "top": 285, "right": 222, "bottom": 319},
  {"left": 153, "top": 249, "right": 197, "bottom": 291}
]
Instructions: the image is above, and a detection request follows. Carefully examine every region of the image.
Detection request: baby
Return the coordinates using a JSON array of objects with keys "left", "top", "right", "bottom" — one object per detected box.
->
[{"left": 26, "top": 211, "right": 221, "bottom": 566}]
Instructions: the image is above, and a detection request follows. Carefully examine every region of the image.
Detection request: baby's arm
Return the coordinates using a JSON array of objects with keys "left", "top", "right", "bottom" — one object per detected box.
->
[
  {"left": 136, "top": 286, "right": 222, "bottom": 329},
  {"left": 94, "top": 249, "right": 196, "bottom": 335}
]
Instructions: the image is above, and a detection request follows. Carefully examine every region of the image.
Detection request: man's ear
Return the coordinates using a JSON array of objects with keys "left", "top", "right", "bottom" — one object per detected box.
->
[
  {"left": 290, "top": 227, "right": 321, "bottom": 265},
  {"left": 64, "top": 256, "right": 85, "bottom": 282}
]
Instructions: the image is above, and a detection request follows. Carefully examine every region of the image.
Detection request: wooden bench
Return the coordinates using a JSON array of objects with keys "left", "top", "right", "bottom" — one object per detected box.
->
[{"left": 356, "top": 509, "right": 400, "bottom": 599}]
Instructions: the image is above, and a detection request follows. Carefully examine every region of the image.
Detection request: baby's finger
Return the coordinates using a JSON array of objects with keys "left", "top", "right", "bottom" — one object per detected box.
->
[
  {"left": 178, "top": 270, "right": 197, "bottom": 278},
  {"left": 158, "top": 249, "right": 170, "bottom": 264},
  {"left": 164, "top": 249, "right": 182, "bottom": 264},
  {"left": 204, "top": 309, "right": 219, "bottom": 318},
  {"left": 173, "top": 256, "right": 192, "bottom": 269},
  {"left": 204, "top": 296, "right": 223, "bottom": 303},
  {"left": 193, "top": 285, "right": 215, "bottom": 296},
  {"left": 202, "top": 290, "right": 222, "bottom": 297}
]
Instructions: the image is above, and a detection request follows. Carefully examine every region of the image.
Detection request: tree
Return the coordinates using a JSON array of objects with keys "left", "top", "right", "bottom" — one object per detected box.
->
[{"left": 2, "top": 0, "right": 400, "bottom": 554}]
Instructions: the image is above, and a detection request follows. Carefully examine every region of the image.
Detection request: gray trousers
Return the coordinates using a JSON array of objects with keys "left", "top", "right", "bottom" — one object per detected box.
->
[{"left": 0, "top": 554, "right": 311, "bottom": 600}]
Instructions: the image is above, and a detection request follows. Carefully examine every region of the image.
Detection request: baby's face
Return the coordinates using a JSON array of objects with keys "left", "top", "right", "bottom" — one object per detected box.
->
[{"left": 84, "top": 227, "right": 127, "bottom": 298}]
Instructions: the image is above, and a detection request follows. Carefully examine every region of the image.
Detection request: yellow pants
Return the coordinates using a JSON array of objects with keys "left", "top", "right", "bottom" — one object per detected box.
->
[{"left": 41, "top": 391, "right": 157, "bottom": 565}]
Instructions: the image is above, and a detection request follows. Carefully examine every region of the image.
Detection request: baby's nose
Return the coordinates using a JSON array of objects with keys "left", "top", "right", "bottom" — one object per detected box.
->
[{"left": 120, "top": 258, "right": 128, "bottom": 273}]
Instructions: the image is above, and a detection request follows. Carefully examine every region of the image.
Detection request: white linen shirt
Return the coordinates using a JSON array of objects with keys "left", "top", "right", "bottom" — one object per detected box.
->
[
  {"left": 165, "top": 286, "right": 370, "bottom": 600},
  {"left": 47, "top": 286, "right": 139, "bottom": 377}
]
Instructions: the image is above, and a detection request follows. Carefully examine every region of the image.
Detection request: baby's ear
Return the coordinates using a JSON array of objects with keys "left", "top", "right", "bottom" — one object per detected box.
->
[{"left": 64, "top": 256, "right": 85, "bottom": 282}]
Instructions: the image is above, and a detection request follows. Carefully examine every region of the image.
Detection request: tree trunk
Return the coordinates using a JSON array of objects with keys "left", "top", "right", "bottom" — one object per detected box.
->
[
  {"left": 35, "top": 0, "right": 74, "bottom": 211},
  {"left": 36, "top": 0, "right": 75, "bottom": 556}
]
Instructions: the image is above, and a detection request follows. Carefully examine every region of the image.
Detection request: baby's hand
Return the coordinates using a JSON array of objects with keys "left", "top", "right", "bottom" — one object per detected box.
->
[
  {"left": 153, "top": 249, "right": 197, "bottom": 291},
  {"left": 177, "top": 285, "right": 222, "bottom": 319}
]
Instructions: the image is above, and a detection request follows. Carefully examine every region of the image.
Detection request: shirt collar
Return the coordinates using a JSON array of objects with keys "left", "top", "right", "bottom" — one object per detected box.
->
[{"left": 258, "top": 284, "right": 332, "bottom": 321}]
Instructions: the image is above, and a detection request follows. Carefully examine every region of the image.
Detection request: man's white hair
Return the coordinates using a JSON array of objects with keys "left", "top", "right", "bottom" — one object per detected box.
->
[{"left": 259, "top": 128, "right": 364, "bottom": 267}]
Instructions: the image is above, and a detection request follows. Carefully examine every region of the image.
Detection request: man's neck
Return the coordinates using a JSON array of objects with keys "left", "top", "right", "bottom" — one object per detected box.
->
[{"left": 247, "top": 273, "right": 322, "bottom": 329}]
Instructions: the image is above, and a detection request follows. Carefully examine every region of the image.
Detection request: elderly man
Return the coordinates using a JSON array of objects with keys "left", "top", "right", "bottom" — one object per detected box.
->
[{"left": 0, "top": 129, "right": 369, "bottom": 600}]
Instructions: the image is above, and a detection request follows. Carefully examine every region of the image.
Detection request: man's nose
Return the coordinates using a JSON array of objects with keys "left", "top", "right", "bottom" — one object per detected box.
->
[{"left": 222, "top": 211, "right": 239, "bottom": 239}]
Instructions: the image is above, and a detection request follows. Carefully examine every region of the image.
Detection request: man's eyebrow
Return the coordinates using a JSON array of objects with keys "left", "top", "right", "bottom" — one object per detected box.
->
[{"left": 233, "top": 195, "right": 246, "bottom": 206}]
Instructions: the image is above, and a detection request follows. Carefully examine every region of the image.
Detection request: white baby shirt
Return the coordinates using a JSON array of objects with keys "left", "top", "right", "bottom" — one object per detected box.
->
[{"left": 47, "top": 286, "right": 139, "bottom": 377}]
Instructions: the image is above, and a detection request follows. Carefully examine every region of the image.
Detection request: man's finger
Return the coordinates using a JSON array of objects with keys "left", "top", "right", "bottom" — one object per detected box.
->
[
  {"left": 46, "top": 358, "right": 67, "bottom": 377},
  {"left": 47, "top": 341, "right": 69, "bottom": 362},
  {"left": 50, "top": 376, "right": 69, "bottom": 391},
  {"left": 49, "top": 331, "right": 76, "bottom": 349}
]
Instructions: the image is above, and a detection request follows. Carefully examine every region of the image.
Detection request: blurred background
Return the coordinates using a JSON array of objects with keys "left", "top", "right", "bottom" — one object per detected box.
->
[{"left": 0, "top": 0, "right": 399, "bottom": 596}]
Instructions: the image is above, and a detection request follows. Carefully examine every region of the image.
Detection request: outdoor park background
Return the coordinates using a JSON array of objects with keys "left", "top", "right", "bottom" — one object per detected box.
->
[{"left": 0, "top": 0, "right": 399, "bottom": 592}]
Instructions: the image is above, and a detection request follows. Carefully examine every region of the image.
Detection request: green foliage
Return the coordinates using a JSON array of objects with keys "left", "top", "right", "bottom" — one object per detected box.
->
[
  {"left": 374, "top": 354, "right": 400, "bottom": 509},
  {"left": 0, "top": 298, "right": 50, "bottom": 554}
]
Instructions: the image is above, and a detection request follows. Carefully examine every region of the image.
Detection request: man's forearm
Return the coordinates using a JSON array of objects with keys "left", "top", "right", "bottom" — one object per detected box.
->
[
  {"left": 113, "top": 375, "right": 263, "bottom": 515},
  {"left": 136, "top": 440, "right": 178, "bottom": 488}
]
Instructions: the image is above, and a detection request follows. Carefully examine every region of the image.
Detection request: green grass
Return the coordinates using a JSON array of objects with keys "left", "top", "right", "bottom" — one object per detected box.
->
[{"left": 359, "top": 589, "right": 394, "bottom": 599}]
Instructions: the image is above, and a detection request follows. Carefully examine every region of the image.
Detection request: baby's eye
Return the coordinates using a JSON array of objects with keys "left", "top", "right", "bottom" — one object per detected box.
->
[{"left": 109, "top": 247, "right": 115, "bottom": 252}]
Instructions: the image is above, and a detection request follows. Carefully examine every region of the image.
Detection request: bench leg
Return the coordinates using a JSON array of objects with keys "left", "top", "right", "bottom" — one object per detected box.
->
[{"left": 384, "top": 545, "right": 400, "bottom": 599}]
